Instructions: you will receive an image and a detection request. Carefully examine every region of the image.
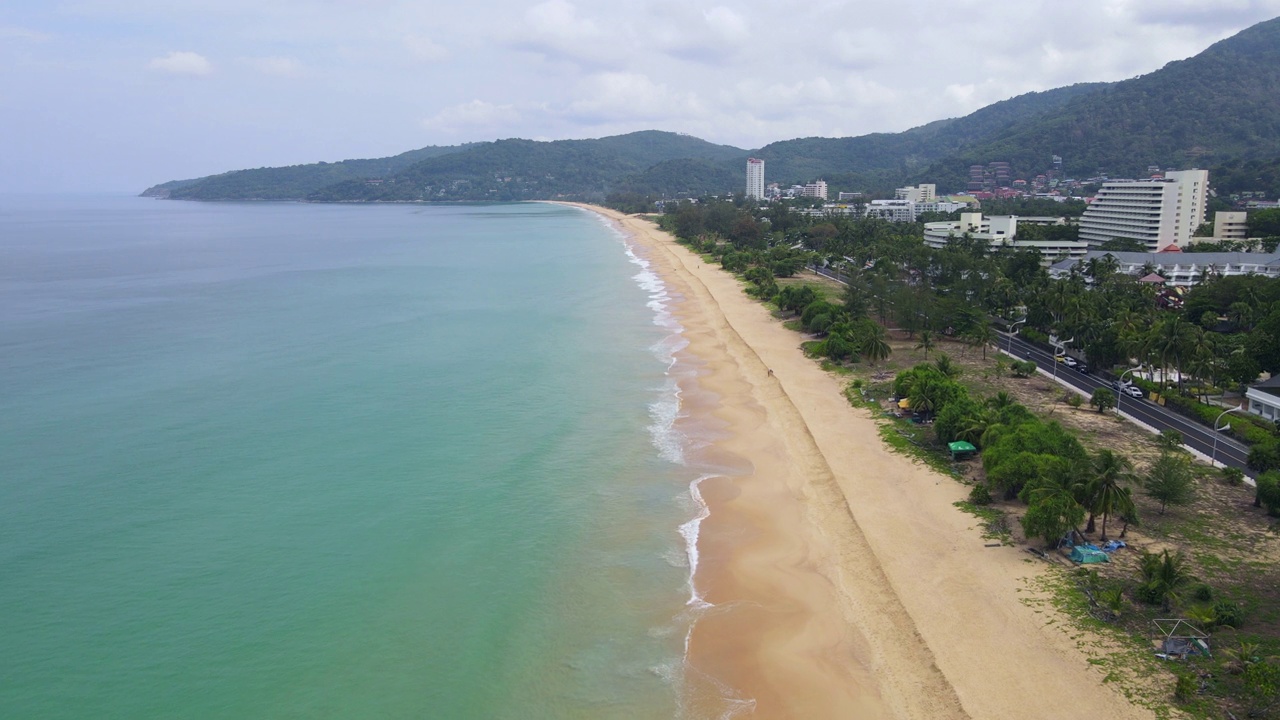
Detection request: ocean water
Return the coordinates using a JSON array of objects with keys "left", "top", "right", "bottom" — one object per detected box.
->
[{"left": 0, "top": 197, "right": 705, "bottom": 718}]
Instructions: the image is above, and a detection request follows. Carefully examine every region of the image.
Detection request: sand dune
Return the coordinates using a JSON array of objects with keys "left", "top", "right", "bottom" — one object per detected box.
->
[{"left": 571, "top": 204, "right": 1153, "bottom": 720}]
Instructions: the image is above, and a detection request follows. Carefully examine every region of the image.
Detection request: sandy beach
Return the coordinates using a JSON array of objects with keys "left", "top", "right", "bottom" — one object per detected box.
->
[{"left": 569, "top": 204, "right": 1156, "bottom": 720}]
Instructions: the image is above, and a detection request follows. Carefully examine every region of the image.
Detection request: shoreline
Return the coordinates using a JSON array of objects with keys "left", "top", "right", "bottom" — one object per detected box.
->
[{"left": 567, "top": 203, "right": 1154, "bottom": 719}]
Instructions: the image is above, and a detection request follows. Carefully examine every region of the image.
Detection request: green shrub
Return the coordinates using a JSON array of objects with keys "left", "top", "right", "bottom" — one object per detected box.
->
[
  {"left": 968, "top": 484, "right": 993, "bottom": 505},
  {"left": 1212, "top": 600, "right": 1245, "bottom": 629},
  {"left": 1192, "top": 584, "right": 1214, "bottom": 602},
  {"left": 1136, "top": 583, "right": 1164, "bottom": 605},
  {"left": 1021, "top": 328, "right": 1048, "bottom": 344},
  {"left": 1174, "top": 673, "right": 1198, "bottom": 702},
  {"left": 1222, "top": 466, "right": 1245, "bottom": 486}
]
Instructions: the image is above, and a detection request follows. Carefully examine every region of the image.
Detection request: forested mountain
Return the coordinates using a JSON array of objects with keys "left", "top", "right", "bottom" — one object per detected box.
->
[
  {"left": 917, "top": 16, "right": 1280, "bottom": 189},
  {"left": 141, "top": 144, "right": 476, "bottom": 200},
  {"left": 307, "top": 132, "right": 744, "bottom": 202},
  {"left": 144, "top": 16, "right": 1280, "bottom": 202},
  {"left": 750, "top": 82, "right": 1110, "bottom": 187}
]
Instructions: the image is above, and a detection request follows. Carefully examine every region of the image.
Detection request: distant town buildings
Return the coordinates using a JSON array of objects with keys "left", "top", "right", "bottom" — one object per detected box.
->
[
  {"left": 1078, "top": 169, "right": 1208, "bottom": 251},
  {"left": 746, "top": 158, "right": 765, "bottom": 200},
  {"left": 924, "top": 212, "right": 1088, "bottom": 263},
  {"left": 864, "top": 189, "right": 971, "bottom": 222},
  {"left": 895, "top": 184, "right": 936, "bottom": 203},
  {"left": 801, "top": 180, "right": 828, "bottom": 200}
]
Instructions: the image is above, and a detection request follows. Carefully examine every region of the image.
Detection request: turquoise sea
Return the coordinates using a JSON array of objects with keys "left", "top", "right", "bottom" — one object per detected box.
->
[{"left": 0, "top": 197, "right": 712, "bottom": 718}]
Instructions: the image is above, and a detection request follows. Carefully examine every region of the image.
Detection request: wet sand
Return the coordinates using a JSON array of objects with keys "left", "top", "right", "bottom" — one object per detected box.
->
[{"left": 569, "top": 204, "right": 1154, "bottom": 720}]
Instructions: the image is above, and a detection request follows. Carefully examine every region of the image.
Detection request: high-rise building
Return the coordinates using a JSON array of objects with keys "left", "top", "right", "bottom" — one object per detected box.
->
[
  {"left": 746, "top": 158, "right": 765, "bottom": 200},
  {"left": 1078, "top": 169, "right": 1209, "bottom": 251}
]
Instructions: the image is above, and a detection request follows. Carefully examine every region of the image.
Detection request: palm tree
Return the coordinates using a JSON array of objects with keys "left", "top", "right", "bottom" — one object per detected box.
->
[
  {"left": 916, "top": 329, "right": 936, "bottom": 359},
  {"left": 968, "top": 321, "right": 995, "bottom": 360},
  {"left": 987, "top": 391, "right": 1015, "bottom": 411},
  {"left": 862, "top": 332, "right": 891, "bottom": 365},
  {"left": 934, "top": 353, "right": 961, "bottom": 378},
  {"left": 1087, "top": 449, "right": 1136, "bottom": 541},
  {"left": 1223, "top": 298, "right": 1254, "bottom": 330},
  {"left": 908, "top": 375, "right": 944, "bottom": 417},
  {"left": 1148, "top": 316, "right": 1198, "bottom": 391},
  {"left": 1139, "top": 550, "right": 1193, "bottom": 612}
]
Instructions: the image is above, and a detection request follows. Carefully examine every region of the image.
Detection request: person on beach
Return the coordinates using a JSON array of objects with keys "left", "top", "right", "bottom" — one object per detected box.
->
[{"left": 767, "top": 369, "right": 774, "bottom": 377}]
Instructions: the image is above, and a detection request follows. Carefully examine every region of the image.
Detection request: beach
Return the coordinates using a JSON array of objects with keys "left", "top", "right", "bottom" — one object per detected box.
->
[{"left": 575, "top": 204, "right": 1155, "bottom": 720}]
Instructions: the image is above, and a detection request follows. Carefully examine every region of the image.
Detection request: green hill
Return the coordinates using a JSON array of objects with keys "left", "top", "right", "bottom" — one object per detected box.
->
[
  {"left": 141, "top": 144, "right": 476, "bottom": 200},
  {"left": 143, "top": 16, "right": 1280, "bottom": 202},
  {"left": 306, "top": 131, "right": 745, "bottom": 202},
  {"left": 917, "top": 16, "right": 1280, "bottom": 188},
  {"left": 751, "top": 82, "right": 1110, "bottom": 187}
]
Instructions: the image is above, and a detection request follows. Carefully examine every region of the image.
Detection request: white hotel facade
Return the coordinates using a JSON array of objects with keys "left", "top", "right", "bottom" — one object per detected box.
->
[
  {"left": 1078, "top": 169, "right": 1208, "bottom": 251},
  {"left": 923, "top": 212, "right": 1089, "bottom": 263},
  {"left": 745, "top": 158, "right": 765, "bottom": 200}
]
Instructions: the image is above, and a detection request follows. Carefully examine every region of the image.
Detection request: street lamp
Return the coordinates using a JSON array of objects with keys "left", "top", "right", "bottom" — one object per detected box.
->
[
  {"left": 1115, "top": 366, "right": 1143, "bottom": 417},
  {"left": 1212, "top": 407, "right": 1241, "bottom": 467},
  {"left": 1003, "top": 317, "right": 1024, "bottom": 353},
  {"left": 1051, "top": 337, "right": 1074, "bottom": 382}
]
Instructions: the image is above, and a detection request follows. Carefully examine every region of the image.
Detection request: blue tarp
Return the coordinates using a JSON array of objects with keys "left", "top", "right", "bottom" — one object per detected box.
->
[{"left": 1069, "top": 546, "right": 1110, "bottom": 564}]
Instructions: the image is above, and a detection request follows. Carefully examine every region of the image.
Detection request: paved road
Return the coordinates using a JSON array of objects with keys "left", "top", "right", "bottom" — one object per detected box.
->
[
  {"left": 999, "top": 333, "right": 1255, "bottom": 477},
  {"left": 808, "top": 264, "right": 1257, "bottom": 477}
]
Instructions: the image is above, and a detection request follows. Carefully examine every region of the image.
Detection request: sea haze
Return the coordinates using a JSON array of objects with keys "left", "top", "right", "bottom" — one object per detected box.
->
[{"left": 0, "top": 197, "right": 697, "bottom": 718}]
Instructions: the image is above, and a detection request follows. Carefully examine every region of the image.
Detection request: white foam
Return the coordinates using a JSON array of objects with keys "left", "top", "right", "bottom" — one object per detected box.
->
[
  {"left": 616, "top": 237, "right": 691, "bottom": 470},
  {"left": 679, "top": 474, "right": 715, "bottom": 609},
  {"left": 647, "top": 379, "right": 686, "bottom": 465},
  {"left": 595, "top": 210, "right": 749, "bottom": 716}
]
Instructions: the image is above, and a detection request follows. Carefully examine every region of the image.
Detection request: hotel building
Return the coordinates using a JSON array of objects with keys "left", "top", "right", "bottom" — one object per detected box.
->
[{"left": 1078, "top": 169, "right": 1209, "bottom": 251}]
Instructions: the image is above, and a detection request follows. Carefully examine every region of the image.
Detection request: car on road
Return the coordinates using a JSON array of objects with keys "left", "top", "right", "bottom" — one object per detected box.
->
[
  {"left": 1124, "top": 385, "right": 1145, "bottom": 398},
  {"left": 1075, "top": 363, "right": 1090, "bottom": 374},
  {"left": 1061, "top": 356, "right": 1077, "bottom": 367}
]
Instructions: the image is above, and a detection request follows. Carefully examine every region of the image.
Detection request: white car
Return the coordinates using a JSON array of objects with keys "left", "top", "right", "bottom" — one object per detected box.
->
[
  {"left": 1062, "top": 356, "right": 1078, "bottom": 368},
  {"left": 1124, "top": 385, "right": 1145, "bottom": 398}
]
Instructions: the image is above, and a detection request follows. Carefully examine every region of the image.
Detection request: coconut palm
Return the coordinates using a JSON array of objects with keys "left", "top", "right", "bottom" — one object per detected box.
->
[
  {"left": 861, "top": 328, "right": 891, "bottom": 365},
  {"left": 967, "top": 321, "right": 996, "bottom": 360},
  {"left": 915, "top": 329, "right": 936, "bottom": 359},
  {"left": 1083, "top": 449, "right": 1136, "bottom": 539},
  {"left": 934, "top": 353, "right": 961, "bottom": 378},
  {"left": 1138, "top": 549, "right": 1193, "bottom": 612}
]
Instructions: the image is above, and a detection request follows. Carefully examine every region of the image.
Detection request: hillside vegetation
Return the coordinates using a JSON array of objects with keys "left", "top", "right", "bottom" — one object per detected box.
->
[{"left": 143, "top": 17, "right": 1280, "bottom": 202}]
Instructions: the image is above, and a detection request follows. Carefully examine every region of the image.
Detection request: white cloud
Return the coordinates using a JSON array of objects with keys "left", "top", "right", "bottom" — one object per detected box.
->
[
  {"left": 703, "top": 6, "right": 749, "bottom": 42},
  {"left": 566, "top": 72, "right": 703, "bottom": 122},
  {"left": 246, "top": 55, "right": 303, "bottom": 77},
  {"left": 11, "top": 0, "right": 1280, "bottom": 192},
  {"left": 422, "top": 100, "right": 521, "bottom": 134},
  {"left": 147, "top": 51, "right": 212, "bottom": 76},
  {"left": 526, "top": 0, "right": 598, "bottom": 41},
  {"left": 403, "top": 34, "right": 448, "bottom": 61},
  {"left": 0, "top": 25, "right": 51, "bottom": 42}
]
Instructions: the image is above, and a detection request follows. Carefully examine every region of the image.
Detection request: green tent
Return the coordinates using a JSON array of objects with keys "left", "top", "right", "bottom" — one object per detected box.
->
[
  {"left": 947, "top": 441, "right": 978, "bottom": 460},
  {"left": 1069, "top": 546, "right": 1110, "bottom": 564}
]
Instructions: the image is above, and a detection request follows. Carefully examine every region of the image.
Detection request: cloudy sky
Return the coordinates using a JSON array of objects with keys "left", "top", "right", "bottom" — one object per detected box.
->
[{"left": 3, "top": 1, "right": 1278, "bottom": 192}]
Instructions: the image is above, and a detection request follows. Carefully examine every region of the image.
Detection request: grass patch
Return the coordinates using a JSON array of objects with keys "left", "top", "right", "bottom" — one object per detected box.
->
[{"left": 953, "top": 501, "right": 1013, "bottom": 543}]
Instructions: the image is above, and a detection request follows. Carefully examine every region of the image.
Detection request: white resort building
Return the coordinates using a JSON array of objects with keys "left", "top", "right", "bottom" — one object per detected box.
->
[
  {"left": 1214, "top": 211, "right": 1249, "bottom": 241},
  {"left": 802, "top": 180, "right": 828, "bottom": 200},
  {"left": 1078, "top": 169, "right": 1209, "bottom": 250},
  {"left": 1246, "top": 375, "right": 1280, "bottom": 423},
  {"left": 923, "top": 213, "right": 1089, "bottom": 263},
  {"left": 1048, "top": 250, "right": 1280, "bottom": 287}
]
